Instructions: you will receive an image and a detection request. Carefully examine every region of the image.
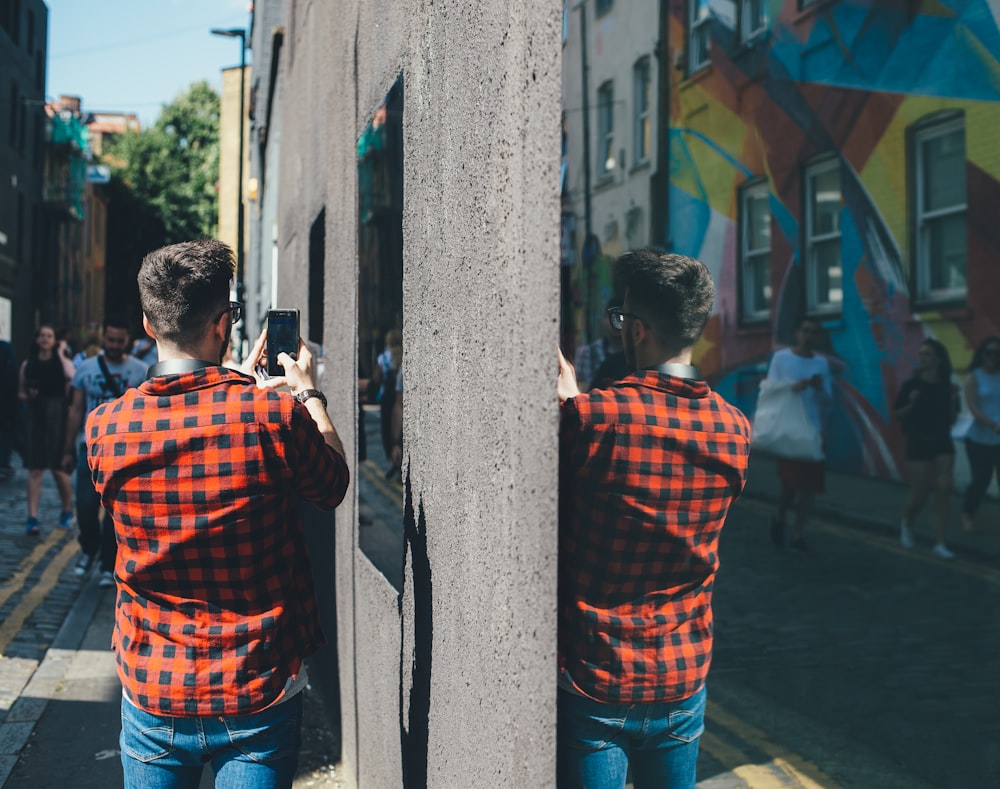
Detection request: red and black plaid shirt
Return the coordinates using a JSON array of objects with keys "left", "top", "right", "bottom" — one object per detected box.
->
[
  {"left": 86, "top": 366, "right": 349, "bottom": 717},
  {"left": 559, "top": 370, "right": 750, "bottom": 704}
]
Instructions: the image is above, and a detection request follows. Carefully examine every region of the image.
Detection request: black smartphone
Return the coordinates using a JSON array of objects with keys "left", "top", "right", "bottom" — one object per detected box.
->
[{"left": 266, "top": 309, "right": 300, "bottom": 377}]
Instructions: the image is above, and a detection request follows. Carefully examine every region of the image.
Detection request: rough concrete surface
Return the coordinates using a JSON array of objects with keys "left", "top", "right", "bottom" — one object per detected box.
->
[{"left": 276, "top": 0, "right": 562, "bottom": 785}]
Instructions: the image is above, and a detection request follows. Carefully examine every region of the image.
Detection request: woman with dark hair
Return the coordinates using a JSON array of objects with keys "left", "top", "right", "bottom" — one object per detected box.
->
[
  {"left": 17, "top": 324, "right": 76, "bottom": 535},
  {"left": 893, "top": 338, "right": 959, "bottom": 558},
  {"left": 960, "top": 336, "right": 1000, "bottom": 532}
]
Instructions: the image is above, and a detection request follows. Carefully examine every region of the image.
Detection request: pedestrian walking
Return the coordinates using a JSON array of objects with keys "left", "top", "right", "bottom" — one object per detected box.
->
[
  {"left": 894, "top": 338, "right": 959, "bottom": 559},
  {"left": 17, "top": 324, "right": 76, "bottom": 534},
  {"left": 61, "top": 316, "right": 148, "bottom": 584},
  {"left": 556, "top": 249, "right": 750, "bottom": 789},
  {"left": 85, "top": 240, "right": 349, "bottom": 788},
  {"left": 959, "top": 336, "right": 1000, "bottom": 532},
  {"left": 765, "top": 317, "right": 833, "bottom": 551}
]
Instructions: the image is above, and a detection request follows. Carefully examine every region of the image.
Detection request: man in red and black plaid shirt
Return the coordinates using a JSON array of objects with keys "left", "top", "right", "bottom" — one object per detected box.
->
[
  {"left": 557, "top": 249, "right": 750, "bottom": 789},
  {"left": 86, "top": 240, "right": 349, "bottom": 788}
]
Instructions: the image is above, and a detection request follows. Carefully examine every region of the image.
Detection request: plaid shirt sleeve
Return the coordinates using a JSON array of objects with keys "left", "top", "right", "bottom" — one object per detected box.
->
[{"left": 559, "top": 372, "right": 750, "bottom": 704}]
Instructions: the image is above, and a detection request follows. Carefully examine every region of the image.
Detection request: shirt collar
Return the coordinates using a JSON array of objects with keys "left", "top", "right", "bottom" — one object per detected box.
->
[
  {"left": 140, "top": 365, "right": 254, "bottom": 396},
  {"left": 621, "top": 368, "right": 710, "bottom": 399}
]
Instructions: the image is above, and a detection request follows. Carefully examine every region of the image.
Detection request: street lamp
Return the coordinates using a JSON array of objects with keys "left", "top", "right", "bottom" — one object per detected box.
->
[{"left": 211, "top": 27, "right": 247, "bottom": 358}]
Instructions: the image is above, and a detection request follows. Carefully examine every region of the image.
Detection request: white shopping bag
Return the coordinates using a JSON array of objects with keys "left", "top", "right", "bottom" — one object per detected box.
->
[{"left": 750, "top": 379, "right": 824, "bottom": 461}]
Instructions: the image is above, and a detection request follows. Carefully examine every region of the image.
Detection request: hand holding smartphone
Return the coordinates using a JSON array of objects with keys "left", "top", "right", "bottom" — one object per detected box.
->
[{"left": 266, "top": 309, "right": 300, "bottom": 377}]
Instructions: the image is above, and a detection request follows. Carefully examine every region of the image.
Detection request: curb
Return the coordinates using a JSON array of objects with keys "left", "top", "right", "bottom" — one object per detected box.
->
[
  {"left": 0, "top": 574, "right": 104, "bottom": 788},
  {"left": 741, "top": 488, "right": 999, "bottom": 563}
]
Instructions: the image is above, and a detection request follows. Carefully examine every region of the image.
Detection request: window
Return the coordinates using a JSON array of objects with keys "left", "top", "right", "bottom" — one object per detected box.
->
[
  {"left": 804, "top": 157, "right": 843, "bottom": 313},
  {"left": 740, "top": 0, "right": 767, "bottom": 41},
  {"left": 0, "top": 0, "right": 21, "bottom": 43},
  {"left": 596, "top": 81, "right": 615, "bottom": 177},
  {"left": 914, "top": 117, "right": 966, "bottom": 303},
  {"left": 633, "top": 58, "right": 651, "bottom": 165},
  {"left": 9, "top": 81, "right": 19, "bottom": 146},
  {"left": 740, "top": 180, "right": 771, "bottom": 321},
  {"left": 689, "top": 0, "right": 711, "bottom": 72},
  {"left": 595, "top": 0, "right": 613, "bottom": 18},
  {"left": 308, "top": 207, "right": 325, "bottom": 344}
]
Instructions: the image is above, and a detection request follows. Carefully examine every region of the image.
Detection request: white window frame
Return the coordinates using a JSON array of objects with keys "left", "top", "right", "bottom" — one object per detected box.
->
[
  {"left": 740, "top": 0, "right": 767, "bottom": 42},
  {"left": 914, "top": 117, "right": 967, "bottom": 303},
  {"left": 633, "top": 57, "right": 651, "bottom": 165},
  {"left": 740, "top": 180, "right": 772, "bottom": 322},
  {"left": 688, "top": 1, "right": 711, "bottom": 73},
  {"left": 596, "top": 81, "right": 615, "bottom": 177},
  {"left": 804, "top": 157, "right": 843, "bottom": 314}
]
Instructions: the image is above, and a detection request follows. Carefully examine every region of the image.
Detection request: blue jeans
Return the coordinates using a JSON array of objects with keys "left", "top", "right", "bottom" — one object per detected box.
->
[
  {"left": 557, "top": 685, "right": 706, "bottom": 789},
  {"left": 76, "top": 442, "right": 116, "bottom": 571},
  {"left": 120, "top": 694, "right": 303, "bottom": 789}
]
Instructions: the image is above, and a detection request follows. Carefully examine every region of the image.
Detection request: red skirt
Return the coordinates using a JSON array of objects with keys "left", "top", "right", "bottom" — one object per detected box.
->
[{"left": 777, "top": 458, "right": 825, "bottom": 495}]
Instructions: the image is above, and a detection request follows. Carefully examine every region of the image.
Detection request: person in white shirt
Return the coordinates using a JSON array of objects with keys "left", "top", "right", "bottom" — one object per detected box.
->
[
  {"left": 766, "top": 317, "right": 832, "bottom": 551},
  {"left": 961, "top": 336, "right": 1000, "bottom": 532}
]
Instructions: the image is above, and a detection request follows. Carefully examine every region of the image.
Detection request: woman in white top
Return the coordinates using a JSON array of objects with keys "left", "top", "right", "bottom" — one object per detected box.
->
[
  {"left": 961, "top": 336, "right": 1000, "bottom": 531},
  {"left": 766, "top": 317, "right": 832, "bottom": 551}
]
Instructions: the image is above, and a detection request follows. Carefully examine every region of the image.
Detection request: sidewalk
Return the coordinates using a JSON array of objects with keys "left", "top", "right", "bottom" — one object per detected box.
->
[{"left": 743, "top": 453, "right": 1000, "bottom": 562}]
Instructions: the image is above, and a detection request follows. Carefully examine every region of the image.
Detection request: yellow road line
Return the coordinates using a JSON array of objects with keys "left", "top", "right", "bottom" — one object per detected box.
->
[
  {"left": 359, "top": 459, "right": 404, "bottom": 504},
  {"left": 736, "top": 499, "right": 1000, "bottom": 584},
  {"left": 0, "top": 536, "right": 80, "bottom": 655},
  {"left": 0, "top": 529, "right": 67, "bottom": 610},
  {"left": 703, "top": 730, "right": 821, "bottom": 788},
  {"left": 706, "top": 701, "right": 844, "bottom": 789}
]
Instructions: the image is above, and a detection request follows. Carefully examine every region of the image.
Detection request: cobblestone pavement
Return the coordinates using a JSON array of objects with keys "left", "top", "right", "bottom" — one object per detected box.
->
[
  {"left": 696, "top": 497, "right": 1000, "bottom": 788},
  {"left": 0, "top": 461, "right": 90, "bottom": 785}
]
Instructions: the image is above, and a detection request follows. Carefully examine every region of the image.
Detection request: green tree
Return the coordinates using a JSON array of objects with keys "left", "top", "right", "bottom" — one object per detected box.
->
[
  {"left": 103, "top": 81, "right": 220, "bottom": 330},
  {"left": 108, "top": 80, "right": 220, "bottom": 244}
]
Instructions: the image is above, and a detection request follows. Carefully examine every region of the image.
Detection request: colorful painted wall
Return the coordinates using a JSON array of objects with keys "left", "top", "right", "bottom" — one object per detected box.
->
[{"left": 672, "top": 0, "right": 1000, "bottom": 479}]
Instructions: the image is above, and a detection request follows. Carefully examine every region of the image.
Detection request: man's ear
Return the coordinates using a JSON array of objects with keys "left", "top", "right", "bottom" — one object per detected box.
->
[
  {"left": 631, "top": 314, "right": 649, "bottom": 347},
  {"left": 141, "top": 314, "right": 157, "bottom": 340}
]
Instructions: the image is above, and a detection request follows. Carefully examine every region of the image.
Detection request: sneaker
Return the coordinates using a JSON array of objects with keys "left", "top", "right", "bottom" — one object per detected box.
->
[
  {"left": 770, "top": 518, "right": 785, "bottom": 547},
  {"left": 932, "top": 543, "right": 955, "bottom": 560},
  {"left": 58, "top": 510, "right": 76, "bottom": 530},
  {"left": 74, "top": 553, "right": 96, "bottom": 577},
  {"left": 25, "top": 517, "right": 40, "bottom": 536},
  {"left": 98, "top": 571, "right": 115, "bottom": 588},
  {"left": 900, "top": 521, "right": 914, "bottom": 549}
]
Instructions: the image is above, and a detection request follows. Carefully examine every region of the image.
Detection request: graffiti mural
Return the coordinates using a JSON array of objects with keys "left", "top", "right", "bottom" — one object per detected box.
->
[{"left": 672, "top": 0, "right": 1000, "bottom": 479}]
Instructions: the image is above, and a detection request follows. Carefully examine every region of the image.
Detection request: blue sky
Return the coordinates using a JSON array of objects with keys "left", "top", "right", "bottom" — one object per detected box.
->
[{"left": 45, "top": 0, "right": 251, "bottom": 128}]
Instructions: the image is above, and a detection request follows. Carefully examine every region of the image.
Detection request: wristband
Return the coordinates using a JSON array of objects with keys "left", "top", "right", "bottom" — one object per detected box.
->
[{"left": 295, "top": 389, "right": 328, "bottom": 409}]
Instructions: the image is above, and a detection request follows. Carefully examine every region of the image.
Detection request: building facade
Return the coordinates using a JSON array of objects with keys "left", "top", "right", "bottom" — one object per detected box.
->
[
  {"left": 668, "top": 0, "right": 1000, "bottom": 481},
  {"left": 565, "top": 0, "right": 1000, "bottom": 482},
  {"left": 246, "top": 0, "right": 286, "bottom": 346},
  {"left": 42, "top": 96, "right": 105, "bottom": 346},
  {"left": 0, "top": 0, "right": 47, "bottom": 347}
]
